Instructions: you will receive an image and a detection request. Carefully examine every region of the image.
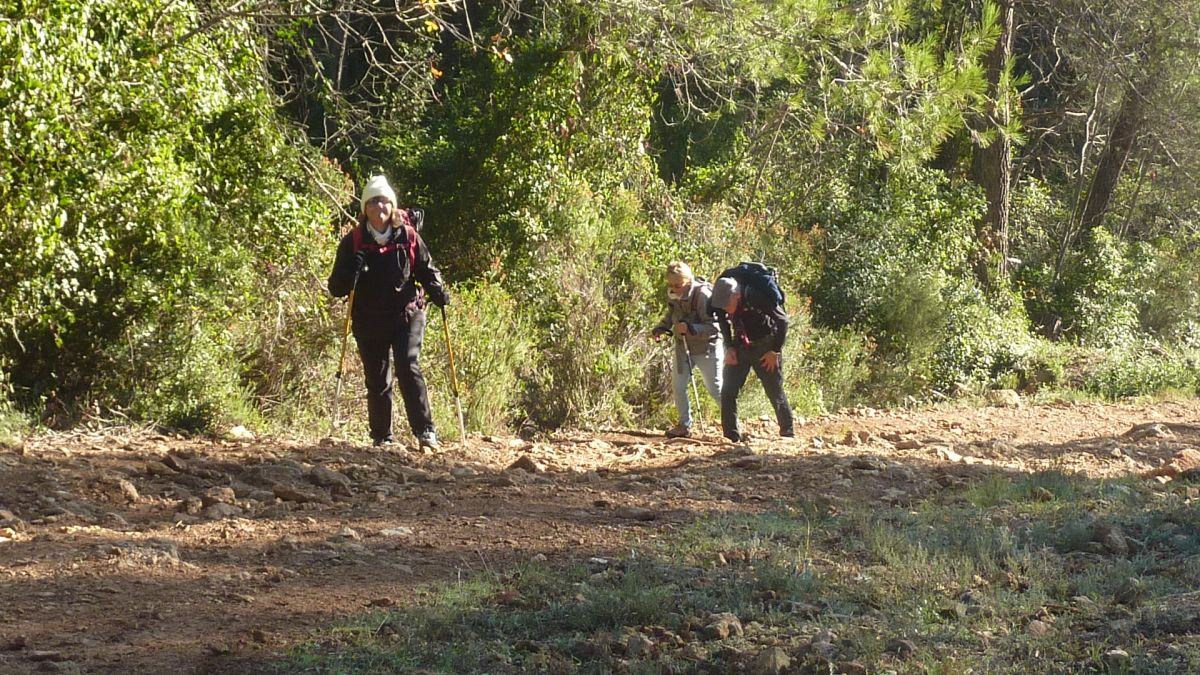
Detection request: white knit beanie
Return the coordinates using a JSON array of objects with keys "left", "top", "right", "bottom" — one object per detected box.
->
[{"left": 360, "top": 175, "right": 397, "bottom": 212}]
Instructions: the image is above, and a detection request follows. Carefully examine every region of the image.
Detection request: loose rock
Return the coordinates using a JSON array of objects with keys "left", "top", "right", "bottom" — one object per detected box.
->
[
  {"left": 986, "top": 389, "right": 1022, "bottom": 408},
  {"left": 273, "top": 484, "right": 331, "bottom": 505},
  {"left": 885, "top": 638, "right": 916, "bottom": 659},
  {"left": 200, "top": 486, "right": 236, "bottom": 507},
  {"left": 1026, "top": 619, "right": 1051, "bottom": 637},
  {"left": 226, "top": 425, "right": 255, "bottom": 441},
  {"left": 733, "top": 456, "right": 766, "bottom": 470},
  {"left": 626, "top": 634, "right": 655, "bottom": 659},
  {"left": 116, "top": 479, "right": 139, "bottom": 503},
  {"left": 203, "top": 503, "right": 243, "bottom": 520},
  {"left": 751, "top": 646, "right": 790, "bottom": 675},
  {"left": 1094, "top": 523, "right": 1129, "bottom": 556},
  {"left": 308, "top": 466, "right": 353, "bottom": 495},
  {"left": 1103, "top": 649, "right": 1132, "bottom": 671},
  {"left": 614, "top": 506, "right": 658, "bottom": 521},
  {"left": 507, "top": 455, "right": 545, "bottom": 474},
  {"left": 702, "top": 612, "right": 743, "bottom": 640},
  {"left": 935, "top": 446, "right": 963, "bottom": 463}
]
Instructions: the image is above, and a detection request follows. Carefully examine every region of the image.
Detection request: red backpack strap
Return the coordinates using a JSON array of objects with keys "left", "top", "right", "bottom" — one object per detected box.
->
[
  {"left": 397, "top": 210, "right": 420, "bottom": 271},
  {"left": 351, "top": 223, "right": 365, "bottom": 252}
]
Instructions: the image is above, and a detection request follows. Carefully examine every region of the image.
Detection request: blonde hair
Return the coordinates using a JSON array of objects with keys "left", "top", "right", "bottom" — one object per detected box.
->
[{"left": 665, "top": 261, "right": 694, "bottom": 284}]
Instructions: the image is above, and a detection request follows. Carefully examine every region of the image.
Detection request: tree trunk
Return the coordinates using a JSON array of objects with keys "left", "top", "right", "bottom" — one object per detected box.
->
[
  {"left": 1077, "top": 76, "right": 1155, "bottom": 237},
  {"left": 970, "top": 0, "right": 1015, "bottom": 287}
]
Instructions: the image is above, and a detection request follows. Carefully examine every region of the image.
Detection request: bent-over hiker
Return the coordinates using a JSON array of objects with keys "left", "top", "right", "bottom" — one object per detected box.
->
[
  {"left": 709, "top": 274, "right": 794, "bottom": 443},
  {"left": 327, "top": 175, "right": 449, "bottom": 450},
  {"left": 651, "top": 261, "right": 722, "bottom": 438}
]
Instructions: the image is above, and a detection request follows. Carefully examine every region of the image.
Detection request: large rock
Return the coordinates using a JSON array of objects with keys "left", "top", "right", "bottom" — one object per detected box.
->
[
  {"left": 200, "top": 486, "right": 237, "bottom": 507},
  {"left": 308, "top": 466, "right": 353, "bottom": 495},
  {"left": 702, "top": 613, "right": 743, "bottom": 641},
  {"left": 507, "top": 455, "right": 545, "bottom": 474},
  {"left": 1125, "top": 423, "right": 1172, "bottom": 441},
  {"left": 985, "top": 389, "right": 1022, "bottom": 408},
  {"left": 116, "top": 479, "right": 140, "bottom": 503},
  {"left": 272, "top": 484, "right": 331, "bottom": 504},
  {"left": 751, "top": 647, "right": 790, "bottom": 675},
  {"left": 1146, "top": 448, "right": 1200, "bottom": 479},
  {"left": 203, "top": 503, "right": 243, "bottom": 520}
]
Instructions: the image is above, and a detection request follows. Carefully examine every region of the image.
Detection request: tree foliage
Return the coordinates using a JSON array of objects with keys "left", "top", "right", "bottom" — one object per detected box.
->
[{"left": 1, "top": 0, "right": 1198, "bottom": 433}]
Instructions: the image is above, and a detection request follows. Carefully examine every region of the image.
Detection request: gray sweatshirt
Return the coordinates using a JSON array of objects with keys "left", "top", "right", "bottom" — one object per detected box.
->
[{"left": 653, "top": 279, "right": 720, "bottom": 356}]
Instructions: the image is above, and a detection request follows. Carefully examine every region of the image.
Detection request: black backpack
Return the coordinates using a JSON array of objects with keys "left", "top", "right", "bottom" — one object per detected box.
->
[{"left": 719, "top": 262, "right": 785, "bottom": 309}]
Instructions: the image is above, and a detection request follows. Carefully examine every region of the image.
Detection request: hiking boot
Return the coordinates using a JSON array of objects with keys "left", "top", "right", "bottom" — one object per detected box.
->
[
  {"left": 418, "top": 430, "right": 440, "bottom": 451},
  {"left": 665, "top": 425, "right": 691, "bottom": 439},
  {"left": 373, "top": 436, "right": 396, "bottom": 448}
]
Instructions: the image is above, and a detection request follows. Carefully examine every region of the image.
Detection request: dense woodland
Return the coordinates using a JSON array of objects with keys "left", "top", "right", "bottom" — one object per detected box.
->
[{"left": 2, "top": 0, "right": 1198, "bottom": 438}]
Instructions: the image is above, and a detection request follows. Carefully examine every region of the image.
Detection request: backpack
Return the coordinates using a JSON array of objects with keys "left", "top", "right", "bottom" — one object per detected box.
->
[{"left": 719, "top": 262, "right": 785, "bottom": 309}]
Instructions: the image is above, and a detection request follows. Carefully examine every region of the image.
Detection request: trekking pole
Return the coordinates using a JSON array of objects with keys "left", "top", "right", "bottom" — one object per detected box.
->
[
  {"left": 330, "top": 265, "right": 363, "bottom": 435},
  {"left": 675, "top": 333, "right": 704, "bottom": 427},
  {"left": 439, "top": 305, "right": 467, "bottom": 445}
]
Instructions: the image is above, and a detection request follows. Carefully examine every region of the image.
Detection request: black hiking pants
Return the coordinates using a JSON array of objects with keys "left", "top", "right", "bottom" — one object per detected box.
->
[
  {"left": 356, "top": 308, "right": 433, "bottom": 443},
  {"left": 720, "top": 340, "right": 794, "bottom": 442}
]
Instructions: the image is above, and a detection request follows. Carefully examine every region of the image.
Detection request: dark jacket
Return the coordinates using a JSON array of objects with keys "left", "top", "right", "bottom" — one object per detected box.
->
[
  {"left": 327, "top": 217, "right": 446, "bottom": 338},
  {"left": 715, "top": 285, "right": 788, "bottom": 352}
]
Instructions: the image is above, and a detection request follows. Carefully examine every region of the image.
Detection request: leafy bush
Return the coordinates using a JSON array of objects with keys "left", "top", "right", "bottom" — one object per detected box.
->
[
  {"left": 1082, "top": 345, "right": 1200, "bottom": 399},
  {"left": 799, "top": 323, "right": 874, "bottom": 412},
  {"left": 0, "top": 0, "right": 346, "bottom": 429},
  {"left": 517, "top": 184, "right": 673, "bottom": 429},
  {"left": 811, "top": 167, "right": 1036, "bottom": 397},
  {"left": 931, "top": 281, "right": 1033, "bottom": 390},
  {"left": 420, "top": 282, "right": 534, "bottom": 439},
  {"left": 1129, "top": 240, "right": 1200, "bottom": 347},
  {"left": 1063, "top": 229, "right": 1140, "bottom": 348}
]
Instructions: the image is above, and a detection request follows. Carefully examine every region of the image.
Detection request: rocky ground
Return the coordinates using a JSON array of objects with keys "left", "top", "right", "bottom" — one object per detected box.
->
[{"left": 2, "top": 396, "right": 1198, "bottom": 673}]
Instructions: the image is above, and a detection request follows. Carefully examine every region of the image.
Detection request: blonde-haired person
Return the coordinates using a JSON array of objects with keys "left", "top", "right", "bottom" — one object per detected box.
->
[
  {"left": 651, "top": 261, "right": 723, "bottom": 438},
  {"left": 327, "top": 175, "right": 449, "bottom": 450}
]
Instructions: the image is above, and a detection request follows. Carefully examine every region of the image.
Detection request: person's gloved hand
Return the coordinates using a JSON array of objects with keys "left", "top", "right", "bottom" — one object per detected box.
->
[
  {"left": 426, "top": 285, "right": 450, "bottom": 307},
  {"left": 354, "top": 249, "right": 367, "bottom": 272}
]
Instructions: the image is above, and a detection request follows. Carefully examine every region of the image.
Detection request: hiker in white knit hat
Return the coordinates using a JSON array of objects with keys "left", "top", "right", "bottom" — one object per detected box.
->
[{"left": 327, "top": 175, "right": 450, "bottom": 450}]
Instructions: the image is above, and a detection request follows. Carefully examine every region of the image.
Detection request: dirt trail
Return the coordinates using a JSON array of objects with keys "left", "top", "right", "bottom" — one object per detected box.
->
[{"left": 1, "top": 398, "right": 1198, "bottom": 673}]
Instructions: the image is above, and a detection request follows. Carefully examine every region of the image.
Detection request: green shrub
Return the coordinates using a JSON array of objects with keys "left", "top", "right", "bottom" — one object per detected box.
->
[
  {"left": 1082, "top": 345, "right": 1200, "bottom": 399},
  {"left": 0, "top": 0, "right": 347, "bottom": 430},
  {"left": 932, "top": 281, "right": 1033, "bottom": 390},
  {"left": 1059, "top": 228, "right": 1140, "bottom": 348},
  {"left": 120, "top": 322, "right": 260, "bottom": 432},
  {"left": 1129, "top": 240, "right": 1200, "bottom": 347},
  {"left": 1008, "top": 338, "right": 1070, "bottom": 393},
  {"left": 801, "top": 324, "right": 874, "bottom": 412},
  {"left": 811, "top": 166, "right": 1034, "bottom": 397},
  {"left": 421, "top": 282, "right": 534, "bottom": 439}
]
